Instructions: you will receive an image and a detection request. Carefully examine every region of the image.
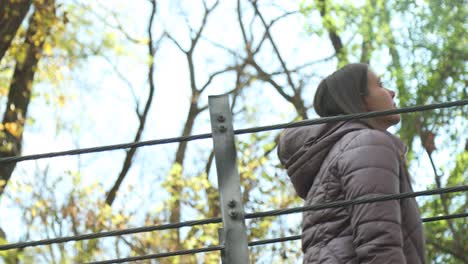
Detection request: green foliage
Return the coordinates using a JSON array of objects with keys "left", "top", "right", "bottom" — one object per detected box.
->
[
  {"left": 0, "top": 1, "right": 121, "bottom": 130},
  {"left": 2, "top": 169, "right": 142, "bottom": 263},
  {"left": 237, "top": 132, "right": 302, "bottom": 262},
  {"left": 301, "top": 0, "right": 466, "bottom": 149},
  {"left": 0, "top": 237, "right": 25, "bottom": 264},
  {"left": 0, "top": 0, "right": 465, "bottom": 263},
  {"left": 421, "top": 150, "right": 467, "bottom": 263},
  {"left": 301, "top": 0, "right": 466, "bottom": 262}
]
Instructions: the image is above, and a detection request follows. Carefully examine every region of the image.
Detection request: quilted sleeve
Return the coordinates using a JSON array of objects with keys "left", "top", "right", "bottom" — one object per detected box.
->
[{"left": 336, "top": 130, "right": 406, "bottom": 264}]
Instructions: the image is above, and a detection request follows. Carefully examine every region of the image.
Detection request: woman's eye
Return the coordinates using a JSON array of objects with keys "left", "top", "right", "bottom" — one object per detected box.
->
[{"left": 379, "top": 81, "right": 384, "bottom": 87}]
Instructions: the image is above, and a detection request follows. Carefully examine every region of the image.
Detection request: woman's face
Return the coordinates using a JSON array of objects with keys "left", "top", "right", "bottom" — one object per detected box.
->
[{"left": 364, "top": 70, "right": 401, "bottom": 130}]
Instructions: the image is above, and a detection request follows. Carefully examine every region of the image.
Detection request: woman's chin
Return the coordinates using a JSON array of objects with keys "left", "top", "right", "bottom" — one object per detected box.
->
[{"left": 388, "top": 114, "right": 401, "bottom": 125}]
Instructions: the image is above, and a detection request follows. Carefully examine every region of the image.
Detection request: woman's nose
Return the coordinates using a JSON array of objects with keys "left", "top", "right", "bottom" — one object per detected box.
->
[{"left": 387, "top": 89, "right": 395, "bottom": 98}]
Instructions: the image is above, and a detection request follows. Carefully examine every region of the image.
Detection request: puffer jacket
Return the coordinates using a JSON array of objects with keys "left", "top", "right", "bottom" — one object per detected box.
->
[{"left": 278, "top": 121, "right": 426, "bottom": 264}]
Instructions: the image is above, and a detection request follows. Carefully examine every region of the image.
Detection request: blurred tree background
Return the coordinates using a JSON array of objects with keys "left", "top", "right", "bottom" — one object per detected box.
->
[{"left": 0, "top": 0, "right": 466, "bottom": 263}]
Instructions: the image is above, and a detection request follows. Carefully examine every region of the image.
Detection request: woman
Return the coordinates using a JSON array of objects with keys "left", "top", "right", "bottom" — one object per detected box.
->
[{"left": 277, "top": 63, "right": 426, "bottom": 263}]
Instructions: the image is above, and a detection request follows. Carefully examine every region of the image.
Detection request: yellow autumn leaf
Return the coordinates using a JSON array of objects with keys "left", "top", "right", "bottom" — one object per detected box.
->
[
  {"left": 57, "top": 95, "right": 66, "bottom": 107},
  {"left": 35, "top": 200, "right": 44, "bottom": 208},
  {"left": 43, "top": 42, "right": 53, "bottom": 56},
  {"left": 0, "top": 86, "right": 7, "bottom": 96},
  {"left": 4, "top": 122, "right": 23, "bottom": 138},
  {"left": 111, "top": 214, "right": 125, "bottom": 225}
]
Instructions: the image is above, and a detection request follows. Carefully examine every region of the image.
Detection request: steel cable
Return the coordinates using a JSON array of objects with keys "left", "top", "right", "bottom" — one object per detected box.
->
[
  {"left": 0, "top": 185, "right": 465, "bottom": 251},
  {"left": 248, "top": 212, "right": 468, "bottom": 247},
  {"left": 85, "top": 245, "right": 224, "bottom": 264},
  {"left": 83, "top": 213, "right": 468, "bottom": 263},
  {"left": 1, "top": 99, "right": 466, "bottom": 163},
  {"left": 244, "top": 185, "right": 467, "bottom": 220},
  {"left": 0, "top": 99, "right": 465, "bottom": 263},
  {"left": 0, "top": 217, "right": 221, "bottom": 251}
]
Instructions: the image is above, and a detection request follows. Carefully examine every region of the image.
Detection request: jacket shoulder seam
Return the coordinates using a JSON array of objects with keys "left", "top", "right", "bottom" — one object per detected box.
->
[
  {"left": 342, "top": 143, "right": 397, "bottom": 156},
  {"left": 344, "top": 129, "right": 395, "bottom": 149},
  {"left": 344, "top": 165, "right": 399, "bottom": 180}
]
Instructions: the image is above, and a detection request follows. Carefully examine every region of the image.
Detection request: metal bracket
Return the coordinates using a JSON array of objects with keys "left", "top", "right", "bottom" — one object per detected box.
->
[{"left": 209, "top": 94, "right": 250, "bottom": 264}]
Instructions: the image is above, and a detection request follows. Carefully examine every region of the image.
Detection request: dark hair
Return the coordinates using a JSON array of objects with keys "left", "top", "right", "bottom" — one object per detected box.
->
[{"left": 313, "top": 63, "right": 368, "bottom": 117}]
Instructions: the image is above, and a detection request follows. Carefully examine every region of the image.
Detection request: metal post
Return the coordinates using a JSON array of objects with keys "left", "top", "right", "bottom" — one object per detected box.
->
[{"left": 209, "top": 94, "right": 250, "bottom": 264}]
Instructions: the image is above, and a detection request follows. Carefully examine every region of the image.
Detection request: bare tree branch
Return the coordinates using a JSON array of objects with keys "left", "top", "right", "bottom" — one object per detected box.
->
[
  {"left": 166, "top": 32, "right": 187, "bottom": 53},
  {"left": 164, "top": 0, "right": 223, "bottom": 249},
  {"left": 236, "top": 0, "right": 310, "bottom": 118},
  {"left": 119, "top": 236, "right": 146, "bottom": 256},
  {"left": 252, "top": 10, "right": 300, "bottom": 57},
  {"left": 90, "top": 2, "right": 147, "bottom": 44},
  {"left": 237, "top": 0, "right": 250, "bottom": 50},
  {"left": 189, "top": 0, "right": 220, "bottom": 54},
  {"left": 270, "top": 54, "right": 336, "bottom": 76},
  {"left": 176, "top": 1, "right": 196, "bottom": 36},
  {"left": 105, "top": 0, "right": 159, "bottom": 206},
  {"left": 185, "top": 0, "right": 220, "bottom": 94},
  {"left": 200, "top": 35, "right": 244, "bottom": 59},
  {"left": 247, "top": 62, "right": 293, "bottom": 101},
  {"left": 101, "top": 55, "right": 139, "bottom": 109},
  {"left": 250, "top": 1, "right": 297, "bottom": 92},
  {"left": 199, "top": 65, "right": 237, "bottom": 93}
]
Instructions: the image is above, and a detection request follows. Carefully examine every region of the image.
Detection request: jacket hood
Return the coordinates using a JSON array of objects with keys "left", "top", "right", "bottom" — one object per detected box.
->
[{"left": 277, "top": 121, "right": 369, "bottom": 199}]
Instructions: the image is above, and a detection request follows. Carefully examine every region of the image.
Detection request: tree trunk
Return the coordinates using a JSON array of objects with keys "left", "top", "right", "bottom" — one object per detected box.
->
[
  {"left": 1, "top": 0, "right": 56, "bottom": 196},
  {"left": 317, "top": 0, "right": 347, "bottom": 65},
  {"left": 0, "top": 0, "right": 33, "bottom": 61},
  {"left": 168, "top": 98, "right": 200, "bottom": 249}
]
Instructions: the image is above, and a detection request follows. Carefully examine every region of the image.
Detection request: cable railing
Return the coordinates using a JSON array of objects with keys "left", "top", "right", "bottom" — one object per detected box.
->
[
  {"left": 247, "top": 212, "right": 468, "bottom": 247},
  {"left": 0, "top": 99, "right": 466, "bottom": 164},
  {"left": 0, "top": 96, "right": 466, "bottom": 264},
  {"left": 84, "top": 212, "right": 468, "bottom": 264},
  {"left": 1, "top": 185, "right": 466, "bottom": 251},
  {"left": 86, "top": 245, "right": 225, "bottom": 264}
]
